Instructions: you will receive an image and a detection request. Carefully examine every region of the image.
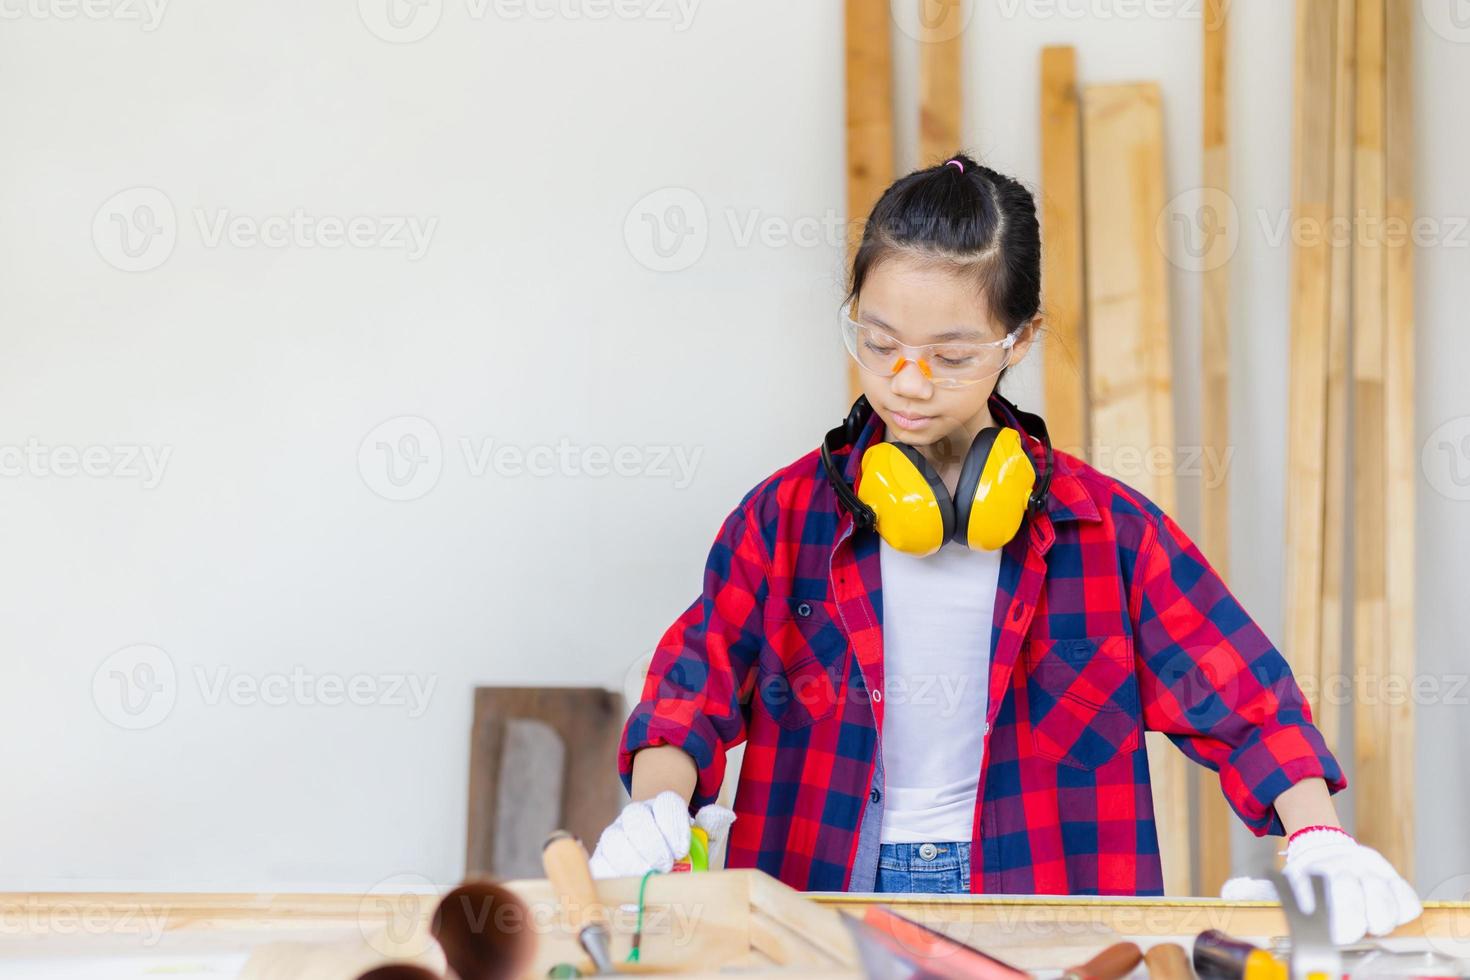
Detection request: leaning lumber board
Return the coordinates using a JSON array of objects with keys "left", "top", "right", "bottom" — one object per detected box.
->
[
  {"left": 1382, "top": 0, "right": 1416, "bottom": 880},
  {"left": 1317, "top": 0, "right": 1357, "bottom": 759},
  {"left": 1040, "top": 45, "right": 1089, "bottom": 458},
  {"left": 1283, "top": 0, "right": 1338, "bottom": 722},
  {"left": 919, "top": 0, "right": 964, "bottom": 167},
  {"left": 1198, "top": 0, "right": 1234, "bottom": 897},
  {"left": 1081, "top": 82, "right": 1188, "bottom": 896},
  {"left": 846, "top": 0, "right": 896, "bottom": 401},
  {"left": 1352, "top": 0, "right": 1390, "bottom": 865}
]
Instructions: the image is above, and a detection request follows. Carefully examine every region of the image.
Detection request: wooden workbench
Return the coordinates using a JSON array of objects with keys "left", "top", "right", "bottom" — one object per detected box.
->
[{"left": 1, "top": 887, "right": 1466, "bottom": 977}]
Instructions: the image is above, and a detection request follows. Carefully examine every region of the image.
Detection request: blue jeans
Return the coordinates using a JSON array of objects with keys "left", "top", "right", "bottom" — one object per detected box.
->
[{"left": 874, "top": 842, "right": 972, "bottom": 894}]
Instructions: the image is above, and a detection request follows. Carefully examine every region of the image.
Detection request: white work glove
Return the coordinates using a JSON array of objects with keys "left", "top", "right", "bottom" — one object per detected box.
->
[
  {"left": 588, "top": 790, "right": 736, "bottom": 879},
  {"left": 1221, "top": 828, "right": 1422, "bottom": 945}
]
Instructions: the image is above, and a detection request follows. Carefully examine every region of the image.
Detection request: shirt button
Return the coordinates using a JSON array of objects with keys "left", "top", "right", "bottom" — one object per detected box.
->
[
  {"left": 870, "top": 788, "right": 881, "bottom": 804},
  {"left": 871, "top": 689, "right": 883, "bottom": 703},
  {"left": 919, "top": 843, "right": 938, "bottom": 861},
  {"left": 797, "top": 602, "right": 811, "bottom": 617}
]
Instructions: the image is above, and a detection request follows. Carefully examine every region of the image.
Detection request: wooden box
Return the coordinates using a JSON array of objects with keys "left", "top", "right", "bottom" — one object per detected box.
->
[{"left": 503, "top": 868, "right": 860, "bottom": 978}]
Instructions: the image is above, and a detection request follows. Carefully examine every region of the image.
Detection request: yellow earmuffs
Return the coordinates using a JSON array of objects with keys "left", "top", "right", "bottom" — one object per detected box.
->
[{"left": 821, "top": 395, "right": 1053, "bottom": 556}]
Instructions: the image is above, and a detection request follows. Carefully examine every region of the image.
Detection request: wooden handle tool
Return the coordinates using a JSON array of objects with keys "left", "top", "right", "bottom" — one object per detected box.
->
[
  {"left": 1144, "top": 943, "right": 1194, "bottom": 980},
  {"left": 1060, "top": 941, "right": 1145, "bottom": 980},
  {"left": 541, "top": 831, "right": 614, "bottom": 976}
]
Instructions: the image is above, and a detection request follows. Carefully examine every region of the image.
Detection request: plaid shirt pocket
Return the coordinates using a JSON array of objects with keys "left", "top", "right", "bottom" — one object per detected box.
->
[
  {"left": 1026, "top": 635, "right": 1142, "bottom": 769},
  {"left": 756, "top": 597, "right": 846, "bottom": 731}
]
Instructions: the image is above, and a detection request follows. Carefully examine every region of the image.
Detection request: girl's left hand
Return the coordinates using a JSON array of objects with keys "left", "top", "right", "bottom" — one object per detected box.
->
[{"left": 1221, "top": 827, "right": 1422, "bottom": 944}]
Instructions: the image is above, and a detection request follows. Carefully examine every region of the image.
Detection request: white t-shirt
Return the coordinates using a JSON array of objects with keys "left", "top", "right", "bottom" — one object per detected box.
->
[{"left": 877, "top": 536, "right": 1000, "bottom": 844}]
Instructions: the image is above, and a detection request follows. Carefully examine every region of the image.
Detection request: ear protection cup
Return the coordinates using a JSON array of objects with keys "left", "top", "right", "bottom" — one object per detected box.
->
[
  {"left": 855, "top": 441, "right": 954, "bottom": 556},
  {"left": 953, "top": 426, "right": 1037, "bottom": 551},
  {"left": 855, "top": 424, "right": 1037, "bottom": 556}
]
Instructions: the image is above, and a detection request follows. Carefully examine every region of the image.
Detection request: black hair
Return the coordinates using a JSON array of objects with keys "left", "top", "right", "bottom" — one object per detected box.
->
[{"left": 844, "top": 151, "right": 1043, "bottom": 384}]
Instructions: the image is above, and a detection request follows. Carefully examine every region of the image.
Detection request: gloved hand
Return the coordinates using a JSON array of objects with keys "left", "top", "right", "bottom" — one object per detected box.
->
[
  {"left": 1221, "top": 827, "right": 1422, "bottom": 945},
  {"left": 588, "top": 790, "right": 737, "bottom": 879}
]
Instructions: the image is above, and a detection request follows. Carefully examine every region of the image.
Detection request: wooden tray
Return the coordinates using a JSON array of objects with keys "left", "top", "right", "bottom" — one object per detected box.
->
[{"left": 502, "top": 868, "right": 860, "bottom": 977}]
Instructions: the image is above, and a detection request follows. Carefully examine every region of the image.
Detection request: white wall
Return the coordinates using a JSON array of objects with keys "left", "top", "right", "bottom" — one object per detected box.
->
[{"left": 0, "top": 0, "right": 1464, "bottom": 894}]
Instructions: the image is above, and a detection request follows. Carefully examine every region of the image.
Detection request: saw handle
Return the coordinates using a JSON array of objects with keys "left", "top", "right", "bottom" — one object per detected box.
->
[
  {"left": 1143, "top": 943, "right": 1194, "bottom": 980},
  {"left": 1064, "top": 941, "right": 1145, "bottom": 980},
  {"left": 541, "top": 831, "right": 604, "bottom": 933}
]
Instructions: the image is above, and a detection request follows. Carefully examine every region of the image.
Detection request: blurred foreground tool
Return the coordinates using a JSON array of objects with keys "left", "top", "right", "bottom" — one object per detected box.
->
[
  {"left": 542, "top": 831, "right": 614, "bottom": 976},
  {"left": 432, "top": 878, "right": 537, "bottom": 980}
]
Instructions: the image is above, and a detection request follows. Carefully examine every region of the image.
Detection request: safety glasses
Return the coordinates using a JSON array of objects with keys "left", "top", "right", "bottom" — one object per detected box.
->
[{"left": 839, "top": 301, "right": 1015, "bottom": 389}]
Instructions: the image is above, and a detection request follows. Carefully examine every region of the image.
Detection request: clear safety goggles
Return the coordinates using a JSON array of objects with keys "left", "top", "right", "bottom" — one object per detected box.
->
[{"left": 839, "top": 301, "right": 1015, "bottom": 389}]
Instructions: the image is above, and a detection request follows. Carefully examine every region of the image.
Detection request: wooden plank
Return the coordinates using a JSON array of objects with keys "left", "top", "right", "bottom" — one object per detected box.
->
[
  {"left": 5, "top": 890, "right": 1469, "bottom": 940},
  {"left": 1198, "top": 0, "right": 1233, "bottom": 897},
  {"left": 1040, "top": 45, "right": 1089, "bottom": 458},
  {"left": 812, "top": 894, "right": 1470, "bottom": 943},
  {"left": 1283, "top": 0, "right": 1338, "bottom": 726},
  {"left": 464, "top": 687, "right": 626, "bottom": 879},
  {"left": 1382, "top": 0, "right": 1416, "bottom": 879},
  {"left": 1352, "top": 0, "right": 1391, "bottom": 867},
  {"left": 846, "top": 0, "right": 895, "bottom": 401},
  {"left": 1080, "top": 82, "right": 1188, "bottom": 896},
  {"left": 918, "top": 0, "right": 965, "bottom": 167},
  {"left": 1317, "top": 0, "right": 1357, "bottom": 760}
]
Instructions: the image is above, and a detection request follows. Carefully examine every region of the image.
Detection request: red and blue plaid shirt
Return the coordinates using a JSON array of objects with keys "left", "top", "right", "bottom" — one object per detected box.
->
[{"left": 619, "top": 395, "right": 1345, "bottom": 895}]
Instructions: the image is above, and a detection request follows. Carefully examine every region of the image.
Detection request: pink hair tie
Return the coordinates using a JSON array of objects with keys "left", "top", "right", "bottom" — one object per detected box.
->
[{"left": 946, "top": 159, "right": 965, "bottom": 173}]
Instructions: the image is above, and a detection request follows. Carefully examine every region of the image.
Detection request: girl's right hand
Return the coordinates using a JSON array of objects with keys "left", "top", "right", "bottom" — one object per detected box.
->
[{"left": 588, "top": 790, "right": 735, "bottom": 879}]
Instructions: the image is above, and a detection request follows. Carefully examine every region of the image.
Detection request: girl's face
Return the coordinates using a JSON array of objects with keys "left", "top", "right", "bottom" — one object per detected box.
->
[{"left": 851, "top": 254, "right": 1035, "bottom": 465}]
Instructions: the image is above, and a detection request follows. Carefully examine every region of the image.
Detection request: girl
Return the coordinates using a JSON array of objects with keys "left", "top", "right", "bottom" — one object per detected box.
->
[{"left": 591, "top": 154, "right": 1420, "bottom": 944}]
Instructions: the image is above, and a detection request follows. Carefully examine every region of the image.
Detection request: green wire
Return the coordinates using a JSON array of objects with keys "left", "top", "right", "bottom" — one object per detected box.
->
[{"left": 626, "top": 868, "right": 660, "bottom": 963}]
